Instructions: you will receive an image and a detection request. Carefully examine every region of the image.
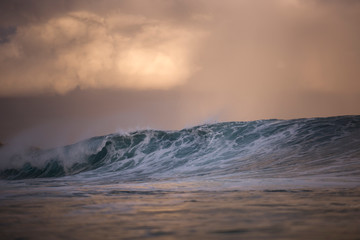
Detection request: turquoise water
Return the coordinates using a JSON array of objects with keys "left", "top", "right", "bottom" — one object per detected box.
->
[{"left": 1, "top": 115, "right": 360, "bottom": 239}]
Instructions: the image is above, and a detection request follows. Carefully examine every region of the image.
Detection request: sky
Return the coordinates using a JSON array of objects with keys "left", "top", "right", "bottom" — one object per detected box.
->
[{"left": 0, "top": 0, "right": 360, "bottom": 148}]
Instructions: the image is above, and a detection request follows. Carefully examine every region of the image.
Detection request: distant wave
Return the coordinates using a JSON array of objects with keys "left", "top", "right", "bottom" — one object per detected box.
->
[{"left": 1, "top": 115, "right": 360, "bottom": 181}]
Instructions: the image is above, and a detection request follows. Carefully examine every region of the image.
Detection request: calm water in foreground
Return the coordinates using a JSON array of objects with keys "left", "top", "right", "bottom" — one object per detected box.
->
[
  {"left": 1, "top": 116, "right": 360, "bottom": 239},
  {"left": 0, "top": 179, "right": 360, "bottom": 240}
]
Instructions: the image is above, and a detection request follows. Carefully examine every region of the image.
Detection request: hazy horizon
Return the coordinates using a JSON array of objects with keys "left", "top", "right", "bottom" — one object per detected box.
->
[{"left": 1, "top": 0, "right": 360, "bottom": 148}]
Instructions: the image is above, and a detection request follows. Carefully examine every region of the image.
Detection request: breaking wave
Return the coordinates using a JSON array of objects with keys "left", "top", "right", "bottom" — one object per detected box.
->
[{"left": 1, "top": 115, "right": 360, "bottom": 181}]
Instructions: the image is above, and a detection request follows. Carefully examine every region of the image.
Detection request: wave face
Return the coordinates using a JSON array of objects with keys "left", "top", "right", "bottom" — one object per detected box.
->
[{"left": 1, "top": 115, "right": 360, "bottom": 181}]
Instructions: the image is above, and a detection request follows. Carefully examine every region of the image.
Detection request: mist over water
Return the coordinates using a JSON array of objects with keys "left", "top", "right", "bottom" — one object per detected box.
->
[
  {"left": 1, "top": 115, "right": 360, "bottom": 239},
  {"left": 1, "top": 115, "right": 360, "bottom": 184},
  {"left": 1, "top": 1, "right": 360, "bottom": 238}
]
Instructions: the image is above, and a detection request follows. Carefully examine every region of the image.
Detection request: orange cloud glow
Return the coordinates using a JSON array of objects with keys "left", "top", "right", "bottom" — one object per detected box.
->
[{"left": 0, "top": 10, "right": 203, "bottom": 96}]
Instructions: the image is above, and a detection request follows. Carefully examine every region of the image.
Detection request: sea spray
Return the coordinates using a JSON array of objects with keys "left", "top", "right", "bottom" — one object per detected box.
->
[{"left": 1, "top": 115, "right": 359, "bottom": 181}]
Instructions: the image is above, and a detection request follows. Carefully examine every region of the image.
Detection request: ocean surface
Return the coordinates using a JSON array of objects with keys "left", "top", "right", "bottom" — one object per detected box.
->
[{"left": 1, "top": 115, "right": 360, "bottom": 239}]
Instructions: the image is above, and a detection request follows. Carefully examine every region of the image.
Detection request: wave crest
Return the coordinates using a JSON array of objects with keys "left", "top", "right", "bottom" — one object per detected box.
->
[{"left": 1, "top": 115, "right": 360, "bottom": 180}]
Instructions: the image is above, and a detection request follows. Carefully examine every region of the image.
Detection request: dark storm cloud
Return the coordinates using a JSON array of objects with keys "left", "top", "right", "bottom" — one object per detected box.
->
[
  {"left": 0, "top": 0, "right": 360, "bottom": 147},
  {"left": 0, "top": 0, "right": 204, "bottom": 28},
  {"left": 0, "top": 26, "right": 16, "bottom": 43},
  {"left": 0, "top": 0, "right": 74, "bottom": 27},
  {"left": 0, "top": 0, "right": 207, "bottom": 96}
]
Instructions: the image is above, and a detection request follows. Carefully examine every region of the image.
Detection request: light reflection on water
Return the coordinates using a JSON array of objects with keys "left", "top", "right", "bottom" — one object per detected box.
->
[{"left": 0, "top": 179, "right": 360, "bottom": 240}]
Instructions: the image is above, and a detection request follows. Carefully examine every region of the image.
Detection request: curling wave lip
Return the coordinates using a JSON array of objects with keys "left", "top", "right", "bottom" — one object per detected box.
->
[{"left": 1, "top": 115, "right": 360, "bottom": 183}]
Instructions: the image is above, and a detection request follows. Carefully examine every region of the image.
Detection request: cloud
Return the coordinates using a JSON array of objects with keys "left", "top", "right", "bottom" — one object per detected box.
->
[
  {"left": 0, "top": 10, "right": 204, "bottom": 96},
  {"left": 1, "top": 0, "right": 360, "bottom": 146}
]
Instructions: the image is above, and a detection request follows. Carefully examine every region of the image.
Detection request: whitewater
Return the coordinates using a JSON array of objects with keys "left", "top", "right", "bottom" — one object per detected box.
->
[{"left": 1, "top": 115, "right": 360, "bottom": 239}]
